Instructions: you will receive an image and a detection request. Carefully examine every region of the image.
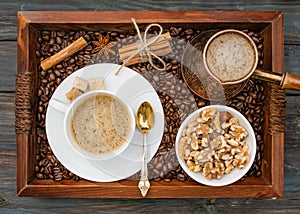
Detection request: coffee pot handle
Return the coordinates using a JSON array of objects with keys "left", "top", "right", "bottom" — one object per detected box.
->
[
  {"left": 280, "top": 72, "right": 300, "bottom": 91},
  {"left": 253, "top": 69, "right": 300, "bottom": 91}
]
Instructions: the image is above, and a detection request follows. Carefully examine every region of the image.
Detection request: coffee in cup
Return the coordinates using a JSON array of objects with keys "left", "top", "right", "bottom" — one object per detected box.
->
[
  {"left": 71, "top": 93, "right": 131, "bottom": 156},
  {"left": 61, "top": 90, "right": 135, "bottom": 160}
]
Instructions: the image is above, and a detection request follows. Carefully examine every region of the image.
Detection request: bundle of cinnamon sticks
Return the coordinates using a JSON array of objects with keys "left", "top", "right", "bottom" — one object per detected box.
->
[{"left": 118, "top": 32, "right": 172, "bottom": 66}]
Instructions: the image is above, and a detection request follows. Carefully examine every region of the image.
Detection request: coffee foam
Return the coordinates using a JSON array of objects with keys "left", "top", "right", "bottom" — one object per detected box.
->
[
  {"left": 71, "top": 94, "right": 131, "bottom": 156},
  {"left": 206, "top": 32, "right": 256, "bottom": 82}
]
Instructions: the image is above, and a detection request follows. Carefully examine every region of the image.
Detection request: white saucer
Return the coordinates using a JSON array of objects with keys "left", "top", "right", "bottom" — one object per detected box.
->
[{"left": 45, "top": 63, "right": 164, "bottom": 182}]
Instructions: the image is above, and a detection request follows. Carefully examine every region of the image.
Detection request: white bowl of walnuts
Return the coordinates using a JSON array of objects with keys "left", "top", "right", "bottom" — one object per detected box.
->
[{"left": 175, "top": 105, "right": 256, "bottom": 186}]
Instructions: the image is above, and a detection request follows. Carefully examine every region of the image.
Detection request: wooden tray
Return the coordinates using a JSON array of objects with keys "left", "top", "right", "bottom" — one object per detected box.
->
[{"left": 17, "top": 11, "right": 284, "bottom": 198}]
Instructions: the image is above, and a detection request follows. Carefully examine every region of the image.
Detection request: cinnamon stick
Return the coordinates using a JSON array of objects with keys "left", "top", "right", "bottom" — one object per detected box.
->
[{"left": 40, "top": 37, "right": 88, "bottom": 71}]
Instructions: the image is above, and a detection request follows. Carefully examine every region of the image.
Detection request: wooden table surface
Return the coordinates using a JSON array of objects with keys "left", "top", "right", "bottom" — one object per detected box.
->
[{"left": 1, "top": 1, "right": 299, "bottom": 213}]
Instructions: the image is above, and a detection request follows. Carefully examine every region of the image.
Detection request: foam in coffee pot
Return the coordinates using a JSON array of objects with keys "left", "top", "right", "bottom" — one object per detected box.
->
[{"left": 206, "top": 32, "right": 256, "bottom": 83}]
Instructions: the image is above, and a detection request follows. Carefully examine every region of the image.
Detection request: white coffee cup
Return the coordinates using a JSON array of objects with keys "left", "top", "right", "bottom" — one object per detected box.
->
[{"left": 49, "top": 90, "right": 136, "bottom": 160}]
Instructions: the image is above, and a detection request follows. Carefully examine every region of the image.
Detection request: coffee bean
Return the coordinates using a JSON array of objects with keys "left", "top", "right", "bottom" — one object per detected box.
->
[
  {"left": 153, "top": 169, "right": 160, "bottom": 176},
  {"left": 251, "top": 36, "right": 260, "bottom": 44},
  {"left": 38, "top": 106, "right": 44, "bottom": 113},
  {"left": 54, "top": 174, "right": 63, "bottom": 181},
  {"left": 162, "top": 165, "right": 168, "bottom": 173},
  {"left": 35, "top": 154, "right": 41, "bottom": 160},
  {"left": 53, "top": 36, "right": 61, "bottom": 45},
  {"left": 167, "top": 162, "right": 174, "bottom": 171},
  {"left": 247, "top": 115, "right": 254, "bottom": 123},
  {"left": 246, "top": 95, "right": 252, "bottom": 103},
  {"left": 153, "top": 74, "right": 159, "bottom": 82},
  {"left": 257, "top": 43, "right": 263, "bottom": 50},
  {"left": 163, "top": 173, "right": 172, "bottom": 182},
  {"left": 177, "top": 173, "right": 186, "bottom": 182},
  {"left": 36, "top": 173, "right": 44, "bottom": 179},
  {"left": 247, "top": 31, "right": 254, "bottom": 37},
  {"left": 170, "top": 27, "right": 180, "bottom": 36},
  {"left": 43, "top": 34, "right": 50, "bottom": 41},
  {"left": 156, "top": 162, "right": 163, "bottom": 170},
  {"left": 49, "top": 73, "right": 56, "bottom": 81},
  {"left": 38, "top": 158, "right": 45, "bottom": 166},
  {"left": 153, "top": 177, "right": 161, "bottom": 182},
  {"left": 184, "top": 28, "right": 193, "bottom": 35},
  {"left": 37, "top": 89, "right": 44, "bottom": 97}
]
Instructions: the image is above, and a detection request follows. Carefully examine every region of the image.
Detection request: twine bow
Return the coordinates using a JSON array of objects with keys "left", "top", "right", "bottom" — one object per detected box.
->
[{"left": 115, "top": 18, "right": 167, "bottom": 75}]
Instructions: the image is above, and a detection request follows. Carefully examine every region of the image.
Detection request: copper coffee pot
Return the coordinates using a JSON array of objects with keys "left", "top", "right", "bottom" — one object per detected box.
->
[{"left": 182, "top": 29, "right": 300, "bottom": 100}]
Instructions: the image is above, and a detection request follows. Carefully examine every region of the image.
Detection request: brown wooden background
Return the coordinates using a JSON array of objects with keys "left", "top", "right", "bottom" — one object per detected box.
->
[{"left": 1, "top": 1, "right": 299, "bottom": 213}]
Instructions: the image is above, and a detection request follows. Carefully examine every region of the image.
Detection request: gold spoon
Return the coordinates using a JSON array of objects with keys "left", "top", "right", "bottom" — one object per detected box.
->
[{"left": 136, "top": 101, "right": 155, "bottom": 197}]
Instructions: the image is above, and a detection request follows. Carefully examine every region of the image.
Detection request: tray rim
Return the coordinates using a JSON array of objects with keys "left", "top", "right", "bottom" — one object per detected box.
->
[{"left": 16, "top": 10, "right": 284, "bottom": 198}]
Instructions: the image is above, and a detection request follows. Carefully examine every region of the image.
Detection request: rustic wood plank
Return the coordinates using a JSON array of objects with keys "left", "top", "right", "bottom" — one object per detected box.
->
[
  {"left": 284, "top": 96, "right": 300, "bottom": 198},
  {"left": 1, "top": 187, "right": 300, "bottom": 212},
  {"left": 0, "top": 1, "right": 299, "bottom": 43},
  {"left": 285, "top": 45, "right": 300, "bottom": 95},
  {"left": 0, "top": 93, "right": 15, "bottom": 143},
  {"left": 0, "top": 42, "right": 16, "bottom": 92},
  {"left": 0, "top": 2, "right": 300, "bottom": 212}
]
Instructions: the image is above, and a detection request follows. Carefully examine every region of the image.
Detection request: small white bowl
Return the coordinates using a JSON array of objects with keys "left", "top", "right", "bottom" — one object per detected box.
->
[{"left": 175, "top": 105, "right": 256, "bottom": 186}]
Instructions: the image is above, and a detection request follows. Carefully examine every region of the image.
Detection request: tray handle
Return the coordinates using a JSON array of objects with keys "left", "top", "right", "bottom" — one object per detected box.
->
[
  {"left": 15, "top": 71, "right": 33, "bottom": 134},
  {"left": 266, "top": 83, "right": 286, "bottom": 134}
]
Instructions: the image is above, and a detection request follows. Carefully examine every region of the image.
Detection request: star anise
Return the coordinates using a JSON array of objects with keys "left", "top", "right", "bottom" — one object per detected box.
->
[{"left": 92, "top": 33, "right": 116, "bottom": 59}]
